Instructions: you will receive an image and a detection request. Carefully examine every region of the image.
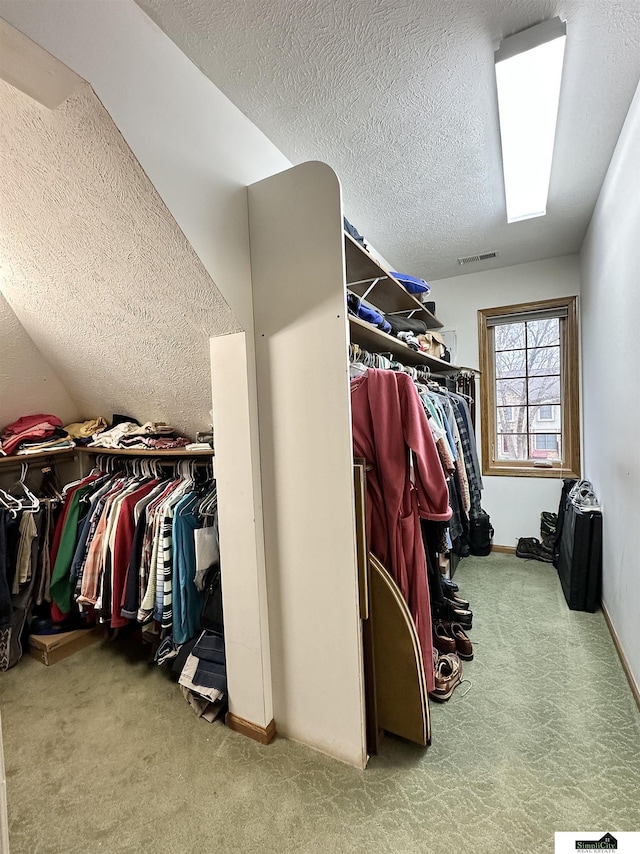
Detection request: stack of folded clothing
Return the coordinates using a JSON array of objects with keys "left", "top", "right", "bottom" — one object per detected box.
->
[
  {"left": 0, "top": 414, "right": 73, "bottom": 456},
  {"left": 87, "top": 415, "right": 190, "bottom": 450},
  {"left": 160, "top": 629, "right": 226, "bottom": 722},
  {"left": 63, "top": 417, "right": 108, "bottom": 443},
  {"left": 384, "top": 315, "right": 429, "bottom": 338}
]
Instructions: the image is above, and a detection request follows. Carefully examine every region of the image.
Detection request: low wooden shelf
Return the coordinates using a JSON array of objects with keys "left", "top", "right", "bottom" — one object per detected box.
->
[{"left": 76, "top": 446, "right": 214, "bottom": 458}]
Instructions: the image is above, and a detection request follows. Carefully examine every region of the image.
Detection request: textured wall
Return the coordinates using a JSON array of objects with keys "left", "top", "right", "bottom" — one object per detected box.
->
[
  {"left": 0, "top": 80, "right": 240, "bottom": 437},
  {"left": 580, "top": 80, "right": 640, "bottom": 692},
  {"left": 0, "top": 291, "right": 79, "bottom": 428}
]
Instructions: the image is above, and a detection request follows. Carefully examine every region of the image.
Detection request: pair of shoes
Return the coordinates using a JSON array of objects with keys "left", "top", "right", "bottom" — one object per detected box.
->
[
  {"left": 441, "top": 598, "right": 473, "bottom": 628},
  {"left": 540, "top": 511, "right": 557, "bottom": 538},
  {"left": 429, "top": 652, "right": 463, "bottom": 702},
  {"left": 441, "top": 577, "right": 459, "bottom": 594},
  {"left": 433, "top": 620, "right": 473, "bottom": 660},
  {"left": 516, "top": 537, "right": 554, "bottom": 563}
]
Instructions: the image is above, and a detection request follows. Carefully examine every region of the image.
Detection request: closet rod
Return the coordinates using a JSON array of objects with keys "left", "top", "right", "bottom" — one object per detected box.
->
[
  {"left": 0, "top": 449, "right": 76, "bottom": 469},
  {"left": 349, "top": 343, "right": 449, "bottom": 380}
]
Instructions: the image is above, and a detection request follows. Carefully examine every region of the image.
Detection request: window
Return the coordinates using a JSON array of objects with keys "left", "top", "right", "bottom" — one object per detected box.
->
[{"left": 478, "top": 296, "right": 580, "bottom": 478}]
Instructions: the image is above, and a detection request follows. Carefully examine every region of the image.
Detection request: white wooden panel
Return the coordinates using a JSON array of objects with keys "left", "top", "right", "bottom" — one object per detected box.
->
[
  {"left": 210, "top": 332, "right": 273, "bottom": 727},
  {"left": 249, "top": 162, "right": 366, "bottom": 768},
  {"left": 0, "top": 18, "right": 83, "bottom": 109}
]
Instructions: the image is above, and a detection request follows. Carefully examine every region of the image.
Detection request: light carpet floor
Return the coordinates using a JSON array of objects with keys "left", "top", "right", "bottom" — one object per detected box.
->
[{"left": 1, "top": 553, "right": 639, "bottom": 854}]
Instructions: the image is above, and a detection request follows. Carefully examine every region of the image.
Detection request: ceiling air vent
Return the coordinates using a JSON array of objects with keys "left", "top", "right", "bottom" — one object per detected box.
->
[{"left": 457, "top": 250, "right": 499, "bottom": 266}]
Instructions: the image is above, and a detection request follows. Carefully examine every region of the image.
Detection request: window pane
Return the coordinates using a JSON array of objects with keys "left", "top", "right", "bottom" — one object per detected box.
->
[
  {"left": 526, "top": 318, "right": 559, "bottom": 347},
  {"left": 495, "top": 323, "right": 525, "bottom": 351},
  {"left": 530, "top": 433, "right": 561, "bottom": 461},
  {"left": 527, "top": 346, "right": 560, "bottom": 376},
  {"left": 495, "top": 349, "right": 526, "bottom": 378},
  {"left": 529, "top": 405, "right": 561, "bottom": 431},
  {"left": 528, "top": 376, "right": 560, "bottom": 406},
  {"left": 497, "top": 406, "right": 526, "bottom": 433},
  {"left": 497, "top": 434, "right": 527, "bottom": 460},
  {"left": 496, "top": 378, "right": 526, "bottom": 407}
]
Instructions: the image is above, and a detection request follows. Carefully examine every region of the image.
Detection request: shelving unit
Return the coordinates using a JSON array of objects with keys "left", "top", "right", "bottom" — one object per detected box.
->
[
  {"left": 348, "top": 316, "right": 458, "bottom": 374},
  {"left": 344, "top": 233, "right": 443, "bottom": 330}
]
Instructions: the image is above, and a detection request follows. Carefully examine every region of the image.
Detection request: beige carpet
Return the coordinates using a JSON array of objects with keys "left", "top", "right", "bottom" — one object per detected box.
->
[{"left": 1, "top": 553, "right": 639, "bottom": 854}]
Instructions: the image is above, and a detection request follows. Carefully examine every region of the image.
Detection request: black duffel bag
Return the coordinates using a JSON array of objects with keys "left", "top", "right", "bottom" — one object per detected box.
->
[{"left": 469, "top": 510, "right": 494, "bottom": 556}]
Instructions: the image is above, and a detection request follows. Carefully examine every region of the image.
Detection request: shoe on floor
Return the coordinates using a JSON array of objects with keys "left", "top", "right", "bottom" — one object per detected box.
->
[
  {"left": 540, "top": 511, "right": 557, "bottom": 538},
  {"left": 433, "top": 621, "right": 457, "bottom": 655},
  {"left": 516, "top": 537, "right": 554, "bottom": 563},
  {"left": 441, "top": 577, "right": 459, "bottom": 594},
  {"left": 449, "top": 622, "right": 473, "bottom": 660},
  {"left": 447, "top": 591, "right": 470, "bottom": 610},
  {"left": 429, "top": 653, "right": 463, "bottom": 702},
  {"left": 442, "top": 598, "right": 473, "bottom": 628}
]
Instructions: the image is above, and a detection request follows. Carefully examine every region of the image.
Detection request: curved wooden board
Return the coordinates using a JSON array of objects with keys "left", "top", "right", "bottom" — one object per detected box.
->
[{"left": 369, "top": 554, "right": 430, "bottom": 746}]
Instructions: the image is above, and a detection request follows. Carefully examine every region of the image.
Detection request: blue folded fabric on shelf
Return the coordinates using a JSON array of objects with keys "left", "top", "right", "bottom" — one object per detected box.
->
[
  {"left": 347, "top": 293, "right": 390, "bottom": 332},
  {"left": 390, "top": 271, "right": 431, "bottom": 295}
]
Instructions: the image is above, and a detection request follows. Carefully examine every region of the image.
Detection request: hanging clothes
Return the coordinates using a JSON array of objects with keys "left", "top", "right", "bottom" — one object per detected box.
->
[{"left": 350, "top": 368, "right": 452, "bottom": 692}]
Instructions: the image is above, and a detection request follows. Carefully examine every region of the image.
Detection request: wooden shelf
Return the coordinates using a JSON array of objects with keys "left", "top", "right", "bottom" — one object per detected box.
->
[
  {"left": 349, "top": 316, "right": 459, "bottom": 374},
  {"left": 76, "top": 446, "right": 214, "bottom": 458},
  {"left": 344, "top": 233, "right": 443, "bottom": 330},
  {"left": 0, "top": 448, "right": 76, "bottom": 467}
]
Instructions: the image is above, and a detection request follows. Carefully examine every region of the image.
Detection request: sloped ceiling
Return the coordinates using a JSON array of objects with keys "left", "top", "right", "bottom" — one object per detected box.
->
[
  {"left": 0, "top": 79, "right": 240, "bottom": 437},
  {"left": 0, "top": 290, "right": 79, "bottom": 427},
  {"left": 135, "top": 0, "right": 640, "bottom": 282}
]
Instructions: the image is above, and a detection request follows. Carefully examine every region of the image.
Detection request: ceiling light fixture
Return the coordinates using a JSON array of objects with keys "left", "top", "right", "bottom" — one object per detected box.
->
[{"left": 495, "top": 17, "right": 567, "bottom": 223}]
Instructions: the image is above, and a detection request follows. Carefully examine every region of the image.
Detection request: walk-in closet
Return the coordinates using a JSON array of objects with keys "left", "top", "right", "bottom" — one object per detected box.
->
[{"left": 1, "top": 3, "right": 639, "bottom": 853}]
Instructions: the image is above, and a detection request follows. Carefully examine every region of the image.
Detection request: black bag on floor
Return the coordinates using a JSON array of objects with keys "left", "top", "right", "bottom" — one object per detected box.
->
[
  {"left": 469, "top": 510, "right": 494, "bottom": 556},
  {"left": 556, "top": 481, "right": 602, "bottom": 612}
]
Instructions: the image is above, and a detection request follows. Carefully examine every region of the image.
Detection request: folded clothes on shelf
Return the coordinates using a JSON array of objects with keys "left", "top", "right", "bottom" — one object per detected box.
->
[
  {"left": 347, "top": 293, "right": 392, "bottom": 334},
  {"left": 385, "top": 315, "right": 428, "bottom": 336}
]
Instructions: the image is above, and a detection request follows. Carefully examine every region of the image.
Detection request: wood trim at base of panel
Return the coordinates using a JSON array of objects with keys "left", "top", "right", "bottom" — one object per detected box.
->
[
  {"left": 601, "top": 602, "right": 640, "bottom": 713},
  {"left": 491, "top": 545, "right": 517, "bottom": 554},
  {"left": 225, "top": 713, "right": 276, "bottom": 745}
]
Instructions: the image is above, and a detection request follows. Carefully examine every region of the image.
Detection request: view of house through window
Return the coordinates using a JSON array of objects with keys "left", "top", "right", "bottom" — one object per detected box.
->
[
  {"left": 495, "top": 316, "right": 561, "bottom": 462},
  {"left": 478, "top": 296, "right": 580, "bottom": 478}
]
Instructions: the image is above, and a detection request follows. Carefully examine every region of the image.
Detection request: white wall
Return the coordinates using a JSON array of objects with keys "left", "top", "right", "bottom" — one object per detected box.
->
[
  {"left": 0, "top": 291, "right": 79, "bottom": 429},
  {"left": 0, "top": 2, "right": 291, "bottom": 740},
  {"left": 430, "top": 255, "right": 581, "bottom": 547},
  {"left": 580, "top": 80, "right": 640, "bottom": 693}
]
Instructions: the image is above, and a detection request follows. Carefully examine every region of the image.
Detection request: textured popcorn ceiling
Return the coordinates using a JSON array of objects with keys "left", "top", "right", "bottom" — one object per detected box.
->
[
  {"left": 0, "top": 79, "right": 240, "bottom": 437},
  {"left": 135, "top": 0, "right": 640, "bottom": 281}
]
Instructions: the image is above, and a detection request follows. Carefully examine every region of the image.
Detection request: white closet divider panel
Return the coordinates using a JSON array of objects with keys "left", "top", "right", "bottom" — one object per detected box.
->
[
  {"left": 249, "top": 162, "right": 367, "bottom": 768},
  {"left": 210, "top": 332, "right": 274, "bottom": 732}
]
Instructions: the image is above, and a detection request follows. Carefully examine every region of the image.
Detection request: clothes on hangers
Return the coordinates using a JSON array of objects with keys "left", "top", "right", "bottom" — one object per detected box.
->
[
  {"left": 350, "top": 368, "right": 452, "bottom": 693},
  {"left": 48, "top": 460, "right": 215, "bottom": 648},
  {"left": 0, "top": 466, "right": 62, "bottom": 670}
]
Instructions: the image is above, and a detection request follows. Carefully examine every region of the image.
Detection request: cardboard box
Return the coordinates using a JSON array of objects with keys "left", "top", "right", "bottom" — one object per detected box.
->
[{"left": 29, "top": 628, "right": 102, "bottom": 666}]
